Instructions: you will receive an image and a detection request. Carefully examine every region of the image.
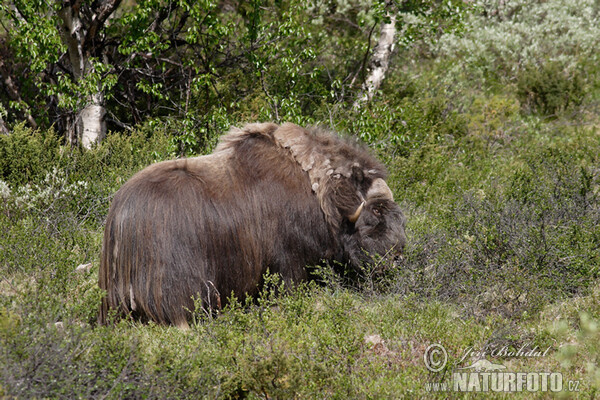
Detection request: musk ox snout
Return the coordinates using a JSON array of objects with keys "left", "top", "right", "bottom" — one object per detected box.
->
[{"left": 98, "top": 122, "right": 406, "bottom": 326}]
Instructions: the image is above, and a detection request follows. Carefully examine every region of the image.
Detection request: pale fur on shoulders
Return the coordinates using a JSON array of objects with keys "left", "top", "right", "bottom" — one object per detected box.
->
[
  {"left": 213, "top": 122, "right": 386, "bottom": 227},
  {"left": 216, "top": 122, "right": 382, "bottom": 190},
  {"left": 273, "top": 122, "right": 340, "bottom": 194}
]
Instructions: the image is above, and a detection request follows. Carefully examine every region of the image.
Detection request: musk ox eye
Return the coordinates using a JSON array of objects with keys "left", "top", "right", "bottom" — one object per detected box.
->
[{"left": 371, "top": 202, "right": 386, "bottom": 217}]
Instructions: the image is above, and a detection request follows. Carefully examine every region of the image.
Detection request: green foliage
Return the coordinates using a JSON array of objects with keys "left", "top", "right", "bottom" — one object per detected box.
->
[
  {"left": 431, "top": 0, "right": 600, "bottom": 112},
  {"left": 0, "top": 1, "right": 64, "bottom": 73},
  {"left": 388, "top": 124, "right": 600, "bottom": 320},
  {"left": 51, "top": 60, "right": 119, "bottom": 111},
  {"left": 161, "top": 105, "right": 234, "bottom": 157},
  {"left": 1, "top": 0, "right": 600, "bottom": 397},
  {"left": 466, "top": 93, "right": 521, "bottom": 139},
  {"left": 0, "top": 124, "right": 60, "bottom": 186},
  {"left": 517, "top": 61, "right": 585, "bottom": 116},
  {"left": 546, "top": 287, "right": 600, "bottom": 394},
  {"left": 0, "top": 0, "right": 470, "bottom": 148}
]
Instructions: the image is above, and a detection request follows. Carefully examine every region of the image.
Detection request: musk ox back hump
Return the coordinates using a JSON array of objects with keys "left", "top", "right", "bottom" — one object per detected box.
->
[{"left": 98, "top": 122, "right": 406, "bottom": 326}]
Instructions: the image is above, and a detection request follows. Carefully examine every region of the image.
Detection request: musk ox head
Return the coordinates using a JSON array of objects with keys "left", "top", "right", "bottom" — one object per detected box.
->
[
  {"left": 340, "top": 176, "right": 407, "bottom": 270},
  {"left": 99, "top": 122, "right": 406, "bottom": 327}
]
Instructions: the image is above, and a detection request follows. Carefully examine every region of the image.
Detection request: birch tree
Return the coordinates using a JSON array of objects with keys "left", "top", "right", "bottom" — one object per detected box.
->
[
  {"left": 0, "top": 0, "right": 260, "bottom": 148},
  {"left": 353, "top": 0, "right": 471, "bottom": 108},
  {"left": 0, "top": 0, "right": 470, "bottom": 150},
  {"left": 354, "top": 10, "right": 397, "bottom": 108},
  {"left": 0, "top": 0, "right": 121, "bottom": 147},
  {"left": 0, "top": 110, "right": 8, "bottom": 136},
  {"left": 57, "top": 0, "right": 122, "bottom": 147}
]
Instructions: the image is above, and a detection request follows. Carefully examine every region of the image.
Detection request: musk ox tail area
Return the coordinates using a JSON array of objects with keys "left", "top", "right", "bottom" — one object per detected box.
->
[{"left": 99, "top": 160, "right": 213, "bottom": 326}]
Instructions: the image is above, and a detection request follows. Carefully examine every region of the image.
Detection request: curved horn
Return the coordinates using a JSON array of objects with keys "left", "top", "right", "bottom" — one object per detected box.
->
[
  {"left": 367, "top": 178, "right": 394, "bottom": 201},
  {"left": 348, "top": 200, "right": 366, "bottom": 223}
]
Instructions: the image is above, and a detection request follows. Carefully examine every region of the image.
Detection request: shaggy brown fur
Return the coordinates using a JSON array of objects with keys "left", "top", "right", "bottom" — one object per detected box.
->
[{"left": 98, "top": 122, "right": 406, "bottom": 326}]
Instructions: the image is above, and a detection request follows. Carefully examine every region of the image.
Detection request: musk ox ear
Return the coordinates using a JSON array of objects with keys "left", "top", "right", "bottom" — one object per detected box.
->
[{"left": 367, "top": 178, "right": 394, "bottom": 201}]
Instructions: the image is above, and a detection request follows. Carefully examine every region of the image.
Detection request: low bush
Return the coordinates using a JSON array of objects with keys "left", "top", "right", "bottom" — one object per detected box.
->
[
  {"left": 0, "top": 124, "right": 60, "bottom": 186},
  {"left": 433, "top": 0, "right": 600, "bottom": 87},
  {"left": 390, "top": 124, "right": 600, "bottom": 320},
  {"left": 517, "top": 61, "right": 586, "bottom": 116}
]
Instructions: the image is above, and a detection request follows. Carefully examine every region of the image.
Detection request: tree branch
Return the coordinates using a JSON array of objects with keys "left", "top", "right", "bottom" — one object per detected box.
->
[{"left": 85, "top": 0, "right": 123, "bottom": 47}]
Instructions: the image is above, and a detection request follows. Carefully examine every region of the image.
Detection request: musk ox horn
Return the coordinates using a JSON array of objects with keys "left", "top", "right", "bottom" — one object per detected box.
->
[
  {"left": 348, "top": 200, "right": 366, "bottom": 223},
  {"left": 367, "top": 178, "right": 394, "bottom": 201}
]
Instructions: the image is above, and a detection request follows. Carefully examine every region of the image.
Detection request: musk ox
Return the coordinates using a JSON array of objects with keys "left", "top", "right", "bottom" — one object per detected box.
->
[{"left": 98, "top": 122, "right": 406, "bottom": 327}]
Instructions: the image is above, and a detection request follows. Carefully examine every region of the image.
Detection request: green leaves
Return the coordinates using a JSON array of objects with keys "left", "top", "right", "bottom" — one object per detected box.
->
[
  {"left": 0, "top": 0, "right": 473, "bottom": 146},
  {"left": 1, "top": 2, "right": 63, "bottom": 70}
]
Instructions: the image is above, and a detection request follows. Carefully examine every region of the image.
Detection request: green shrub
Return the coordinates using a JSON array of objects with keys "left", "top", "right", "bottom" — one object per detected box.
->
[
  {"left": 467, "top": 93, "right": 521, "bottom": 139},
  {"left": 0, "top": 124, "right": 60, "bottom": 186},
  {"left": 434, "top": 0, "right": 600, "bottom": 89},
  {"left": 390, "top": 125, "right": 600, "bottom": 320},
  {"left": 0, "top": 322, "right": 160, "bottom": 399},
  {"left": 517, "top": 61, "right": 586, "bottom": 116},
  {"left": 0, "top": 127, "right": 173, "bottom": 330},
  {"left": 545, "top": 287, "right": 600, "bottom": 394},
  {"left": 333, "top": 93, "right": 467, "bottom": 167}
]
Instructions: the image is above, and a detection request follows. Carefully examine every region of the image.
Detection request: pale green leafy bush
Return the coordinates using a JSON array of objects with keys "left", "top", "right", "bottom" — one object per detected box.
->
[{"left": 434, "top": 0, "right": 600, "bottom": 86}]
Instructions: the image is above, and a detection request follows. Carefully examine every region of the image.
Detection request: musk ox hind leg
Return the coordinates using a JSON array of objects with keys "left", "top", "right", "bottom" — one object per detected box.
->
[{"left": 98, "top": 160, "right": 215, "bottom": 327}]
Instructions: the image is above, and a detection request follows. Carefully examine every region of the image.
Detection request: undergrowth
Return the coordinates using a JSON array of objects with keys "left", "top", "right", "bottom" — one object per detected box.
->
[{"left": 2, "top": 0, "right": 600, "bottom": 397}]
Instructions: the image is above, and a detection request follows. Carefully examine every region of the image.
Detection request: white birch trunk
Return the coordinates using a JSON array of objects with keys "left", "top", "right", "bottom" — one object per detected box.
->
[
  {"left": 354, "top": 14, "right": 397, "bottom": 108},
  {"left": 78, "top": 98, "right": 107, "bottom": 148},
  {"left": 58, "top": 4, "right": 107, "bottom": 148},
  {"left": 0, "top": 114, "right": 9, "bottom": 135}
]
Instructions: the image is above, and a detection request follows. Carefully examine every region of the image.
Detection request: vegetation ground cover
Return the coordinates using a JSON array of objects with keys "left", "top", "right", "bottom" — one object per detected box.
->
[{"left": 1, "top": 0, "right": 599, "bottom": 398}]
